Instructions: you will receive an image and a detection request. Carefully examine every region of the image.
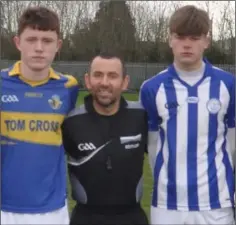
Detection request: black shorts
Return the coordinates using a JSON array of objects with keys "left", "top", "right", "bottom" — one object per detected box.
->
[{"left": 70, "top": 204, "right": 149, "bottom": 225}]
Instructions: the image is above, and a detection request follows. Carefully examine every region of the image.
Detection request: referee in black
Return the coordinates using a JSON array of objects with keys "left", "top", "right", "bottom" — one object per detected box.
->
[{"left": 61, "top": 51, "right": 149, "bottom": 225}]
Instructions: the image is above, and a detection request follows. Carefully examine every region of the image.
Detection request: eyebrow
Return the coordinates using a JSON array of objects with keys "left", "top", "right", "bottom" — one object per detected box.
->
[
  {"left": 93, "top": 71, "right": 119, "bottom": 75},
  {"left": 25, "top": 36, "right": 55, "bottom": 40}
]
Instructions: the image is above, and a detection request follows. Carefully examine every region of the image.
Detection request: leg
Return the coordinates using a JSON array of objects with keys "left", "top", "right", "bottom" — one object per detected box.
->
[
  {"left": 113, "top": 206, "right": 149, "bottom": 225},
  {"left": 1, "top": 205, "right": 69, "bottom": 225},
  {"left": 129, "top": 206, "right": 149, "bottom": 225},
  {"left": 99, "top": 206, "right": 149, "bottom": 225},
  {"left": 70, "top": 205, "right": 102, "bottom": 225},
  {"left": 1, "top": 211, "right": 18, "bottom": 225},
  {"left": 186, "top": 207, "right": 235, "bottom": 225},
  {"left": 70, "top": 205, "right": 91, "bottom": 225},
  {"left": 150, "top": 206, "right": 187, "bottom": 225}
]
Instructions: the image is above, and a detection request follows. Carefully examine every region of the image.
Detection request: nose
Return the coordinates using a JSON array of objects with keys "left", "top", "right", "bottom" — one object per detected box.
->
[
  {"left": 183, "top": 38, "right": 192, "bottom": 49},
  {"left": 100, "top": 75, "right": 109, "bottom": 86},
  {"left": 35, "top": 41, "right": 43, "bottom": 52}
]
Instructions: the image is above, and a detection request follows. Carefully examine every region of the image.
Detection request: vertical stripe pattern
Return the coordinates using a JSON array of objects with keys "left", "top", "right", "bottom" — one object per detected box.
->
[
  {"left": 153, "top": 83, "right": 167, "bottom": 207},
  {"left": 197, "top": 79, "right": 211, "bottom": 209},
  {"left": 187, "top": 87, "right": 199, "bottom": 210},
  {"left": 145, "top": 69, "right": 234, "bottom": 211},
  {"left": 164, "top": 81, "right": 177, "bottom": 209},
  {"left": 173, "top": 80, "right": 188, "bottom": 209},
  {"left": 207, "top": 78, "right": 220, "bottom": 208}
]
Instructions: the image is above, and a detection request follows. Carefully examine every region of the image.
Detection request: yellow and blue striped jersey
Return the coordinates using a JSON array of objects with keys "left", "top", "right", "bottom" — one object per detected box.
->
[{"left": 0, "top": 61, "right": 79, "bottom": 213}]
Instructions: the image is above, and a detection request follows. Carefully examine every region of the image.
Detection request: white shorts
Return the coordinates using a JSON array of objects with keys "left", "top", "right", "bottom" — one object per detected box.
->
[
  {"left": 1, "top": 203, "right": 69, "bottom": 225},
  {"left": 150, "top": 206, "right": 235, "bottom": 225}
]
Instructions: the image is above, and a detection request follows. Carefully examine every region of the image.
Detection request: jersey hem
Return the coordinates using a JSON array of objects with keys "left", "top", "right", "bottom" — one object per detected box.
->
[
  {"left": 153, "top": 202, "right": 234, "bottom": 211},
  {"left": 1, "top": 202, "right": 66, "bottom": 214}
]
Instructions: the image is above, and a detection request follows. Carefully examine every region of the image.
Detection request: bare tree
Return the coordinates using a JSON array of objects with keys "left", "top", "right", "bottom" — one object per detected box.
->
[
  {"left": 128, "top": 2, "right": 151, "bottom": 42},
  {"left": 216, "top": 1, "right": 235, "bottom": 46}
]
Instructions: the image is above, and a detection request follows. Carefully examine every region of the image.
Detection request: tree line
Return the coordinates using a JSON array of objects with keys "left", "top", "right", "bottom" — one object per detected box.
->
[{"left": 0, "top": 1, "right": 235, "bottom": 64}]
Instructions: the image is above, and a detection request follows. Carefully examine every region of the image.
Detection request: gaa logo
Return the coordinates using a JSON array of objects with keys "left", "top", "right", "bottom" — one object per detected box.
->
[
  {"left": 78, "top": 143, "right": 96, "bottom": 151},
  {"left": 1, "top": 95, "right": 19, "bottom": 103}
]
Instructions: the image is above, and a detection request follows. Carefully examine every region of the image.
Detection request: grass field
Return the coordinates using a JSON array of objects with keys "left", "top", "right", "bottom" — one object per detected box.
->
[{"left": 67, "top": 91, "right": 153, "bottom": 219}]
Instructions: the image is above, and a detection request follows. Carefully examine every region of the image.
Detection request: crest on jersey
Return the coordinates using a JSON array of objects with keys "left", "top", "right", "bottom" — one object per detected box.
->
[
  {"left": 48, "top": 95, "right": 62, "bottom": 110},
  {"left": 207, "top": 98, "right": 221, "bottom": 114}
]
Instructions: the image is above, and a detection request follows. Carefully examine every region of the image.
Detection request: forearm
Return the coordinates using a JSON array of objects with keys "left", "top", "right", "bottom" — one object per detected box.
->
[
  {"left": 227, "top": 128, "right": 235, "bottom": 160},
  {"left": 147, "top": 131, "right": 158, "bottom": 175}
]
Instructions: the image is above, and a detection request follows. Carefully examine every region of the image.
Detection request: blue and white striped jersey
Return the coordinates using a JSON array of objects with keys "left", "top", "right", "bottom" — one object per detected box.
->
[{"left": 140, "top": 59, "right": 235, "bottom": 211}]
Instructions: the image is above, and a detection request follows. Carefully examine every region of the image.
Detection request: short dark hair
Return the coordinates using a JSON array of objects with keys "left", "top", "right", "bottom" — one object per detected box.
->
[
  {"left": 169, "top": 5, "right": 210, "bottom": 36},
  {"left": 17, "top": 6, "right": 60, "bottom": 36},
  {"left": 88, "top": 51, "right": 127, "bottom": 76}
]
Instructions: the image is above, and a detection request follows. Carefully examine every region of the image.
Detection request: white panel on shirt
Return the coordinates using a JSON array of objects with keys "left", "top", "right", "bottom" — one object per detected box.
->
[
  {"left": 173, "top": 79, "right": 189, "bottom": 209},
  {"left": 196, "top": 78, "right": 211, "bottom": 209},
  {"left": 215, "top": 80, "right": 231, "bottom": 207}
]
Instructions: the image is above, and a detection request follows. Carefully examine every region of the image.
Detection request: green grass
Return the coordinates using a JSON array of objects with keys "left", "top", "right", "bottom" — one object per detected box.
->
[{"left": 67, "top": 91, "right": 153, "bottom": 219}]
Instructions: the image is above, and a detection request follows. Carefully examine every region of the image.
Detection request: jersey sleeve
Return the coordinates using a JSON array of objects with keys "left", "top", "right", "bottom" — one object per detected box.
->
[
  {"left": 139, "top": 81, "right": 160, "bottom": 173},
  {"left": 61, "top": 119, "right": 78, "bottom": 158},
  {"left": 64, "top": 74, "right": 79, "bottom": 111},
  {"left": 139, "top": 82, "right": 160, "bottom": 131},
  {"left": 69, "top": 84, "right": 79, "bottom": 110},
  {"left": 226, "top": 77, "right": 235, "bottom": 128}
]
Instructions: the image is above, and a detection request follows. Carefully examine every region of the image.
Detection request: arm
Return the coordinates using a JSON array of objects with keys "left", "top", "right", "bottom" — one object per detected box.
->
[
  {"left": 139, "top": 82, "right": 160, "bottom": 174},
  {"left": 226, "top": 78, "right": 235, "bottom": 163},
  {"left": 64, "top": 74, "right": 79, "bottom": 111},
  {"left": 69, "top": 84, "right": 79, "bottom": 110},
  {"left": 61, "top": 119, "right": 78, "bottom": 158},
  {"left": 227, "top": 128, "right": 235, "bottom": 161},
  {"left": 143, "top": 111, "right": 148, "bottom": 154}
]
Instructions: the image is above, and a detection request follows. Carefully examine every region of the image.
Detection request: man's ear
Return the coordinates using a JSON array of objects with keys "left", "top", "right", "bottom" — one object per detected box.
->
[
  {"left": 84, "top": 73, "right": 91, "bottom": 90},
  {"left": 122, "top": 74, "right": 130, "bottom": 91}
]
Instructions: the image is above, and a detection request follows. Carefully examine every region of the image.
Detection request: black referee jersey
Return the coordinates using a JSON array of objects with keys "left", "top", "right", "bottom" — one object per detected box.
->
[{"left": 61, "top": 94, "right": 148, "bottom": 210}]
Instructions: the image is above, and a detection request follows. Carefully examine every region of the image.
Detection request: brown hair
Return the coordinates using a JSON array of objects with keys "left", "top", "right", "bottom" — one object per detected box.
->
[
  {"left": 169, "top": 5, "right": 210, "bottom": 36},
  {"left": 17, "top": 6, "right": 60, "bottom": 36}
]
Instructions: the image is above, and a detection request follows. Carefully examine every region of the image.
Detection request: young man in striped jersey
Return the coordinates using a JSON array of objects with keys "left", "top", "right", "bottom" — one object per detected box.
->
[
  {"left": 140, "top": 5, "right": 235, "bottom": 225},
  {"left": 1, "top": 6, "right": 78, "bottom": 224}
]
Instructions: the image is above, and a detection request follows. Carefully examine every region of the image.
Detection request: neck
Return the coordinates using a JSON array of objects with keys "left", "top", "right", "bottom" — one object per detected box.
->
[
  {"left": 93, "top": 99, "right": 120, "bottom": 116},
  {"left": 174, "top": 59, "right": 203, "bottom": 72},
  {"left": 20, "top": 62, "right": 50, "bottom": 81}
]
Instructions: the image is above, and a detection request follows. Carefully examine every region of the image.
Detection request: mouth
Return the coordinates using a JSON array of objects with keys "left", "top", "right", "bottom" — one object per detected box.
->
[
  {"left": 181, "top": 52, "right": 193, "bottom": 56},
  {"left": 32, "top": 56, "right": 45, "bottom": 60},
  {"left": 97, "top": 90, "right": 112, "bottom": 97}
]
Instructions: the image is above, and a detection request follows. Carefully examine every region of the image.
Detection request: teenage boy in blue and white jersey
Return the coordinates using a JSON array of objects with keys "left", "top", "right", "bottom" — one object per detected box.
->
[{"left": 140, "top": 5, "right": 235, "bottom": 225}]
